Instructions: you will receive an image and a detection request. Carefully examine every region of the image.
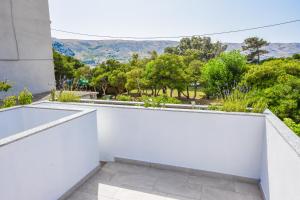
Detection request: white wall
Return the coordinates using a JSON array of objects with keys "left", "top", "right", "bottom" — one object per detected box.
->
[
  {"left": 260, "top": 112, "right": 300, "bottom": 200},
  {"left": 21, "top": 107, "right": 77, "bottom": 131},
  {"left": 35, "top": 102, "right": 266, "bottom": 179},
  {"left": 0, "top": 0, "right": 54, "bottom": 98},
  {"left": 0, "top": 107, "right": 77, "bottom": 140},
  {"left": 0, "top": 110, "right": 99, "bottom": 200},
  {"left": 0, "top": 107, "right": 23, "bottom": 139}
]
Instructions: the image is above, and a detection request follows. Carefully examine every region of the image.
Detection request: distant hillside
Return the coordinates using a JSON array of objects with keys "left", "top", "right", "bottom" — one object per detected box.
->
[
  {"left": 226, "top": 43, "right": 300, "bottom": 59},
  {"left": 52, "top": 38, "right": 177, "bottom": 65},
  {"left": 52, "top": 38, "right": 300, "bottom": 65}
]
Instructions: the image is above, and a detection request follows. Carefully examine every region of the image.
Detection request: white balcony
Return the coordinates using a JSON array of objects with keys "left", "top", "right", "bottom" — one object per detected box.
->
[{"left": 0, "top": 101, "right": 299, "bottom": 200}]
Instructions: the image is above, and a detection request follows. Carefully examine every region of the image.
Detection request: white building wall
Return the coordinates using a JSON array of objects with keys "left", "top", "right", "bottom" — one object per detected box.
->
[
  {"left": 0, "top": 107, "right": 77, "bottom": 140},
  {"left": 0, "top": 0, "right": 55, "bottom": 98},
  {"left": 260, "top": 111, "right": 300, "bottom": 200},
  {"left": 35, "top": 102, "right": 266, "bottom": 179},
  {"left": 0, "top": 109, "right": 99, "bottom": 200}
]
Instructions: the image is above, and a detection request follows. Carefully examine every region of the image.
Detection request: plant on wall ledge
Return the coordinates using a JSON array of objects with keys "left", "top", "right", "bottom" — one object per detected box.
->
[
  {"left": 57, "top": 91, "right": 80, "bottom": 102},
  {"left": 18, "top": 88, "right": 33, "bottom": 105},
  {"left": 208, "top": 89, "right": 268, "bottom": 113},
  {"left": 0, "top": 81, "right": 12, "bottom": 92},
  {"left": 2, "top": 96, "right": 17, "bottom": 108},
  {"left": 141, "top": 95, "right": 181, "bottom": 108}
]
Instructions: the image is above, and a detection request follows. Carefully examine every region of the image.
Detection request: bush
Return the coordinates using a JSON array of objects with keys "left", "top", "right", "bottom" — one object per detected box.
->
[
  {"left": 141, "top": 95, "right": 181, "bottom": 108},
  {"left": 201, "top": 51, "right": 247, "bottom": 97},
  {"left": 50, "top": 89, "right": 56, "bottom": 101},
  {"left": 219, "top": 90, "right": 267, "bottom": 113},
  {"left": 292, "top": 53, "right": 300, "bottom": 60},
  {"left": 252, "top": 98, "right": 267, "bottom": 113},
  {"left": 240, "top": 59, "right": 300, "bottom": 121},
  {"left": 101, "top": 95, "right": 113, "bottom": 100},
  {"left": 221, "top": 90, "right": 249, "bottom": 112},
  {"left": 57, "top": 91, "right": 80, "bottom": 102},
  {"left": 0, "top": 81, "right": 12, "bottom": 92},
  {"left": 2, "top": 96, "right": 17, "bottom": 108},
  {"left": 208, "top": 104, "right": 222, "bottom": 111},
  {"left": 222, "top": 100, "right": 248, "bottom": 112},
  {"left": 284, "top": 118, "right": 300, "bottom": 136},
  {"left": 116, "top": 95, "right": 132, "bottom": 101},
  {"left": 18, "top": 88, "right": 33, "bottom": 105}
]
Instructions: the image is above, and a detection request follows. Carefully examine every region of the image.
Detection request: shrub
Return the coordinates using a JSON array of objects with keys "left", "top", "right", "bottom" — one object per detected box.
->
[
  {"left": 18, "top": 88, "right": 33, "bottom": 105},
  {"left": 284, "top": 118, "right": 300, "bottom": 136},
  {"left": 2, "top": 96, "right": 17, "bottom": 108},
  {"left": 116, "top": 95, "right": 132, "bottom": 101},
  {"left": 57, "top": 91, "right": 80, "bottom": 102},
  {"left": 201, "top": 51, "right": 247, "bottom": 97},
  {"left": 0, "top": 81, "right": 12, "bottom": 92},
  {"left": 222, "top": 100, "right": 248, "bottom": 112},
  {"left": 50, "top": 89, "right": 56, "bottom": 101},
  {"left": 208, "top": 104, "right": 222, "bottom": 111},
  {"left": 252, "top": 98, "right": 267, "bottom": 113},
  {"left": 101, "top": 95, "right": 113, "bottom": 100},
  {"left": 221, "top": 90, "right": 249, "bottom": 112},
  {"left": 217, "top": 89, "right": 268, "bottom": 113},
  {"left": 141, "top": 95, "right": 181, "bottom": 108},
  {"left": 292, "top": 53, "right": 300, "bottom": 60},
  {"left": 240, "top": 59, "right": 300, "bottom": 121}
]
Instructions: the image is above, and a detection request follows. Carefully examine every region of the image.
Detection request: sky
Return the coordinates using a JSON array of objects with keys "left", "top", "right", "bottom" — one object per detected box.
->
[{"left": 49, "top": 0, "right": 300, "bottom": 43}]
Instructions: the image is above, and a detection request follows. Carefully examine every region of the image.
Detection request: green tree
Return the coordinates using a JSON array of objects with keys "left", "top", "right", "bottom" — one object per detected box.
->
[
  {"left": 202, "top": 51, "right": 247, "bottom": 97},
  {"left": 53, "top": 51, "right": 74, "bottom": 84},
  {"left": 185, "top": 60, "right": 203, "bottom": 99},
  {"left": 148, "top": 50, "right": 158, "bottom": 60},
  {"left": 164, "top": 36, "right": 227, "bottom": 61},
  {"left": 241, "top": 59, "right": 300, "bottom": 122},
  {"left": 145, "top": 54, "right": 186, "bottom": 96},
  {"left": 91, "top": 68, "right": 110, "bottom": 95},
  {"left": 108, "top": 69, "right": 127, "bottom": 94},
  {"left": 242, "top": 37, "right": 269, "bottom": 63},
  {"left": 292, "top": 53, "right": 300, "bottom": 60},
  {"left": 53, "top": 50, "right": 88, "bottom": 89},
  {"left": 125, "top": 68, "right": 144, "bottom": 95},
  {"left": 74, "top": 66, "right": 92, "bottom": 80}
]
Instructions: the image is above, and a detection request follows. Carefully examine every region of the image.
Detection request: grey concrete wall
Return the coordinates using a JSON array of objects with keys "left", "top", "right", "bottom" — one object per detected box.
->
[{"left": 0, "top": 0, "right": 55, "bottom": 98}]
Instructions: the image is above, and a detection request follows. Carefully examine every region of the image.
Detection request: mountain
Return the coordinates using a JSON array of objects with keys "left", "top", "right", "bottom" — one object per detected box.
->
[
  {"left": 52, "top": 38, "right": 300, "bottom": 66},
  {"left": 52, "top": 41, "right": 75, "bottom": 57},
  {"left": 226, "top": 43, "right": 300, "bottom": 59},
  {"left": 52, "top": 38, "right": 177, "bottom": 65}
]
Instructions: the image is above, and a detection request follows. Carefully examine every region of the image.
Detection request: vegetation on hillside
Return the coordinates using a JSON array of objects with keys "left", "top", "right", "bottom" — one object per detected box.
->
[{"left": 53, "top": 36, "right": 300, "bottom": 136}]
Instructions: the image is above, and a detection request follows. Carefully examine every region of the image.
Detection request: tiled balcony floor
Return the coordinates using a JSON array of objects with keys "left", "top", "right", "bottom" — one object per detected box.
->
[{"left": 66, "top": 162, "right": 263, "bottom": 200}]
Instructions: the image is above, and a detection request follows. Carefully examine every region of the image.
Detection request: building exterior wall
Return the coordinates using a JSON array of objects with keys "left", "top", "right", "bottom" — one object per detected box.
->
[
  {"left": 35, "top": 101, "right": 266, "bottom": 179},
  {"left": 0, "top": 107, "right": 77, "bottom": 140},
  {"left": 260, "top": 111, "right": 300, "bottom": 200},
  {"left": 0, "top": 0, "right": 55, "bottom": 98},
  {"left": 0, "top": 107, "right": 99, "bottom": 200}
]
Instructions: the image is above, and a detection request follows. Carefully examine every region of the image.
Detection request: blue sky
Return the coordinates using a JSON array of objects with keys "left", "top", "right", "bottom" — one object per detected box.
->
[{"left": 49, "top": 0, "right": 300, "bottom": 42}]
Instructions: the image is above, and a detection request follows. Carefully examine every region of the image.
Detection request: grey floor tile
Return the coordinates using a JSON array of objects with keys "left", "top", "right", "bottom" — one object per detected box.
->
[
  {"left": 154, "top": 175, "right": 202, "bottom": 199},
  {"left": 234, "top": 182, "right": 263, "bottom": 199},
  {"left": 110, "top": 170, "right": 157, "bottom": 190},
  {"left": 188, "top": 175, "right": 235, "bottom": 192},
  {"left": 201, "top": 186, "right": 254, "bottom": 200},
  {"left": 66, "top": 191, "right": 98, "bottom": 200},
  {"left": 67, "top": 162, "right": 262, "bottom": 200}
]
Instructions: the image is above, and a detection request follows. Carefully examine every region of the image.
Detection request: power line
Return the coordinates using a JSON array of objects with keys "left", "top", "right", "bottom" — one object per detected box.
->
[{"left": 51, "top": 19, "right": 300, "bottom": 40}]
